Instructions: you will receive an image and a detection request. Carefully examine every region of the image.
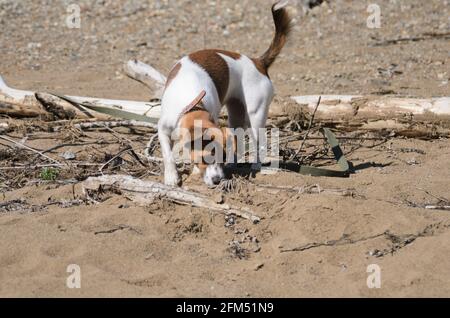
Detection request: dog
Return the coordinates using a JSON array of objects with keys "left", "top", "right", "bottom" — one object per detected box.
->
[{"left": 158, "top": 1, "right": 292, "bottom": 187}]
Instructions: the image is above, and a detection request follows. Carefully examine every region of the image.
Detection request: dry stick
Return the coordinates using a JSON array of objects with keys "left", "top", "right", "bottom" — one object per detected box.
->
[
  {"left": 290, "top": 96, "right": 321, "bottom": 161},
  {"left": 97, "top": 124, "right": 150, "bottom": 166},
  {"left": 280, "top": 232, "right": 387, "bottom": 253},
  {"left": 0, "top": 135, "right": 61, "bottom": 164},
  {"left": 73, "top": 120, "right": 157, "bottom": 130},
  {"left": 372, "top": 31, "right": 450, "bottom": 46},
  {"left": 253, "top": 183, "right": 357, "bottom": 197},
  {"left": 0, "top": 163, "right": 102, "bottom": 170},
  {"left": 82, "top": 175, "right": 261, "bottom": 223},
  {"left": 99, "top": 147, "right": 133, "bottom": 173},
  {"left": 417, "top": 187, "right": 450, "bottom": 203},
  {"left": 145, "top": 133, "right": 158, "bottom": 158},
  {"left": 425, "top": 206, "right": 450, "bottom": 211},
  {"left": 29, "top": 141, "right": 113, "bottom": 164}
]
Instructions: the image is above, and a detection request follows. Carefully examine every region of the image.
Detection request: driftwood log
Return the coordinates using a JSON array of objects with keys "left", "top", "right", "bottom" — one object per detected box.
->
[
  {"left": 291, "top": 95, "right": 450, "bottom": 117},
  {"left": 1, "top": 60, "right": 450, "bottom": 139},
  {"left": 82, "top": 174, "right": 261, "bottom": 223},
  {"left": 0, "top": 74, "right": 161, "bottom": 121},
  {"left": 289, "top": 95, "right": 450, "bottom": 139},
  {"left": 123, "top": 59, "right": 166, "bottom": 95}
]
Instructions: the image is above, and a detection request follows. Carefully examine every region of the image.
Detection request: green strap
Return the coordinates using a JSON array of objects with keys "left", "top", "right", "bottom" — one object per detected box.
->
[
  {"left": 49, "top": 93, "right": 160, "bottom": 124},
  {"left": 265, "top": 128, "right": 352, "bottom": 177}
]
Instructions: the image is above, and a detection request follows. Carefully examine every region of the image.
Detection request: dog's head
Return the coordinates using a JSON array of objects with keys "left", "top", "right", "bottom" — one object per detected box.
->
[{"left": 178, "top": 96, "right": 235, "bottom": 186}]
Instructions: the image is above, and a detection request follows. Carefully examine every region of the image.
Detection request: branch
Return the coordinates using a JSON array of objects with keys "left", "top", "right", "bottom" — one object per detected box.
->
[
  {"left": 123, "top": 59, "right": 167, "bottom": 97},
  {"left": 291, "top": 96, "right": 321, "bottom": 160},
  {"left": 82, "top": 175, "right": 261, "bottom": 223},
  {"left": 0, "top": 135, "right": 61, "bottom": 164}
]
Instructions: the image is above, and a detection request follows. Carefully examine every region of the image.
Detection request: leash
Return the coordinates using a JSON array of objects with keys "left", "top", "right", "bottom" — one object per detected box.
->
[
  {"left": 266, "top": 128, "right": 352, "bottom": 177},
  {"left": 49, "top": 93, "right": 351, "bottom": 177}
]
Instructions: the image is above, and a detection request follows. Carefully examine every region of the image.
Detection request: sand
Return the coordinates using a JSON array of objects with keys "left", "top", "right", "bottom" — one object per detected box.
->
[{"left": 1, "top": 0, "right": 449, "bottom": 297}]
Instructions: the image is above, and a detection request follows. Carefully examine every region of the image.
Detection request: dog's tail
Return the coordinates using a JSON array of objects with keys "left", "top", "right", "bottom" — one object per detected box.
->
[{"left": 257, "top": 1, "right": 293, "bottom": 72}]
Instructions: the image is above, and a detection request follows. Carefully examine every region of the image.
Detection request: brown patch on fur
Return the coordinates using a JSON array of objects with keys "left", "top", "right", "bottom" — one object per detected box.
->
[
  {"left": 165, "top": 62, "right": 182, "bottom": 89},
  {"left": 214, "top": 49, "right": 241, "bottom": 60},
  {"left": 188, "top": 50, "right": 230, "bottom": 104},
  {"left": 179, "top": 110, "right": 220, "bottom": 166},
  {"left": 178, "top": 111, "right": 232, "bottom": 169},
  {"left": 258, "top": 2, "right": 292, "bottom": 74},
  {"left": 251, "top": 58, "right": 269, "bottom": 77}
]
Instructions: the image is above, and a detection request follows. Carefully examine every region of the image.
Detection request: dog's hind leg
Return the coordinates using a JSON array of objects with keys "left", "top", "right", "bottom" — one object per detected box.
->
[
  {"left": 245, "top": 85, "right": 274, "bottom": 171},
  {"left": 226, "top": 97, "right": 249, "bottom": 129}
]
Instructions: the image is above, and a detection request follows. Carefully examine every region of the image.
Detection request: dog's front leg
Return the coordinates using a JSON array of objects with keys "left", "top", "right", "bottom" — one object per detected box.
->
[
  {"left": 158, "top": 129, "right": 180, "bottom": 186},
  {"left": 248, "top": 107, "right": 270, "bottom": 172}
]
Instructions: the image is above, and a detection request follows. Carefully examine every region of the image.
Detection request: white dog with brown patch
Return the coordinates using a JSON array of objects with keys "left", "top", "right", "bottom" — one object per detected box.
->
[{"left": 158, "top": 1, "right": 292, "bottom": 187}]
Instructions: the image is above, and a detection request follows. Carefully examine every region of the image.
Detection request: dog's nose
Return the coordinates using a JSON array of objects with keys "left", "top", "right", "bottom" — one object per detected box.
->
[{"left": 212, "top": 175, "right": 223, "bottom": 185}]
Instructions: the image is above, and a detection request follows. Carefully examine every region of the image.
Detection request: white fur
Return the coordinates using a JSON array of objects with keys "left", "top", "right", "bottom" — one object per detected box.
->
[
  {"left": 204, "top": 163, "right": 225, "bottom": 187},
  {"left": 158, "top": 53, "right": 274, "bottom": 187}
]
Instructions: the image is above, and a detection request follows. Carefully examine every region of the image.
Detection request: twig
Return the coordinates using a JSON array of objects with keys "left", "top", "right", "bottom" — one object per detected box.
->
[
  {"left": 145, "top": 134, "right": 158, "bottom": 158},
  {"left": 0, "top": 163, "right": 102, "bottom": 170},
  {"left": 290, "top": 96, "right": 321, "bottom": 161},
  {"left": 253, "top": 183, "right": 359, "bottom": 197},
  {"left": 417, "top": 187, "right": 449, "bottom": 204},
  {"left": 372, "top": 32, "right": 450, "bottom": 46},
  {"left": 425, "top": 206, "right": 450, "bottom": 211},
  {"left": 280, "top": 232, "right": 387, "bottom": 253},
  {"left": 0, "top": 135, "right": 61, "bottom": 164},
  {"left": 94, "top": 224, "right": 142, "bottom": 235},
  {"left": 72, "top": 120, "right": 157, "bottom": 131},
  {"left": 99, "top": 147, "right": 133, "bottom": 173}
]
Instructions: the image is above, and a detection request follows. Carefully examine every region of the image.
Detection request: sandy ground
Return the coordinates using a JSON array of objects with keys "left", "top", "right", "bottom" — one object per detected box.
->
[{"left": 0, "top": 0, "right": 449, "bottom": 297}]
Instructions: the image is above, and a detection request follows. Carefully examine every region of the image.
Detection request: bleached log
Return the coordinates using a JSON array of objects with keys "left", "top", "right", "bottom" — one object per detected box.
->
[
  {"left": 35, "top": 92, "right": 107, "bottom": 120},
  {"left": 82, "top": 175, "right": 261, "bottom": 223},
  {"left": 124, "top": 59, "right": 167, "bottom": 97},
  {"left": 0, "top": 74, "right": 161, "bottom": 120},
  {"left": 0, "top": 75, "right": 48, "bottom": 117},
  {"left": 291, "top": 95, "right": 450, "bottom": 117}
]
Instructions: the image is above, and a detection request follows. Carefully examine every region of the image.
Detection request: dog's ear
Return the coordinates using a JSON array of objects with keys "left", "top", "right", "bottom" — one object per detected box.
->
[
  {"left": 221, "top": 127, "right": 237, "bottom": 154},
  {"left": 201, "top": 126, "right": 217, "bottom": 139},
  {"left": 179, "top": 126, "right": 193, "bottom": 149}
]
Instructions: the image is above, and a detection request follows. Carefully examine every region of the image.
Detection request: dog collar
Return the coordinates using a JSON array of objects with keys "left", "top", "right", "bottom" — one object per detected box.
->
[
  {"left": 181, "top": 90, "right": 206, "bottom": 115},
  {"left": 178, "top": 90, "right": 214, "bottom": 123}
]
